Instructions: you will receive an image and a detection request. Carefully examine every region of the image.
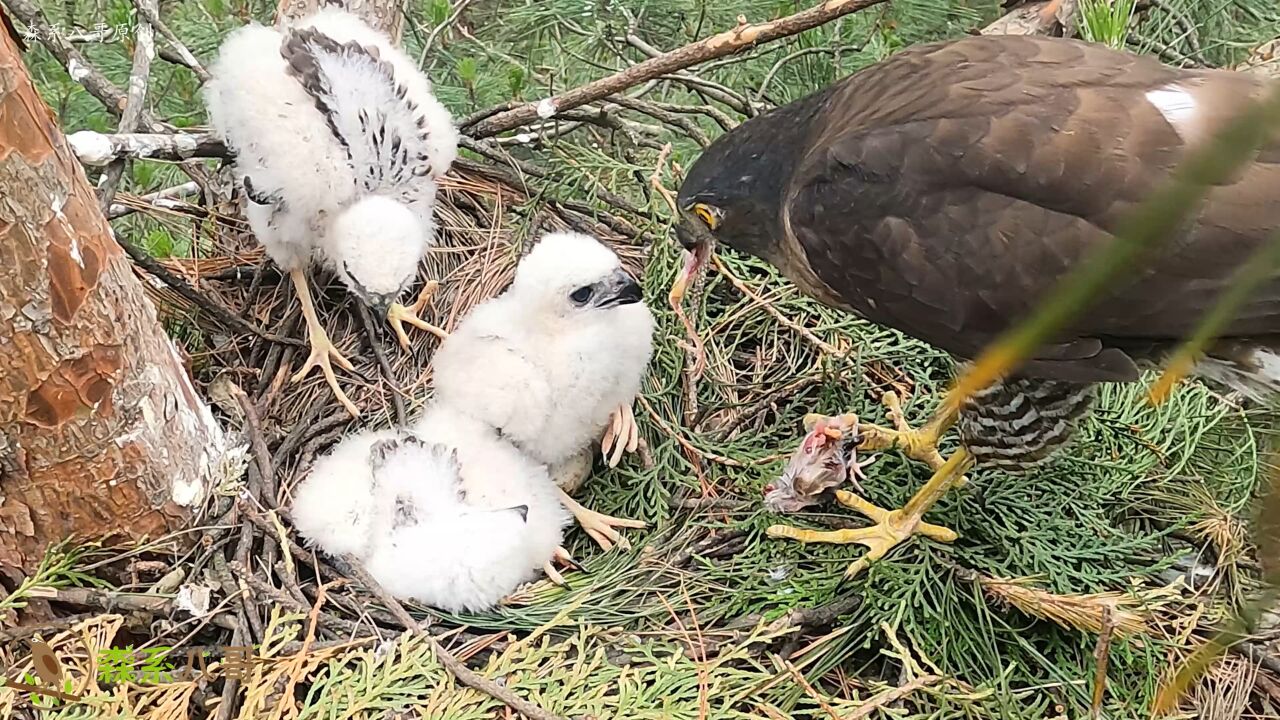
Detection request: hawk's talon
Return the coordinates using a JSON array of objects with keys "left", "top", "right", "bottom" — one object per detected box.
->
[{"left": 767, "top": 489, "right": 958, "bottom": 579}]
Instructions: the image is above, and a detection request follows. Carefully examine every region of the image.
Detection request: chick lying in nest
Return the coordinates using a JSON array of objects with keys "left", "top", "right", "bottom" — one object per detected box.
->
[{"left": 290, "top": 231, "right": 654, "bottom": 612}]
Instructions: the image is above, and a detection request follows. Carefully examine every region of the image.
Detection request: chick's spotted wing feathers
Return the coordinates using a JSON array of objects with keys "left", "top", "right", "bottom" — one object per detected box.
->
[
  {"left": 280, "top": 24, "right": 445, "bottom": 213},
  {"left": 786, "top": 35, "right": 1280, "bottom": 382}
]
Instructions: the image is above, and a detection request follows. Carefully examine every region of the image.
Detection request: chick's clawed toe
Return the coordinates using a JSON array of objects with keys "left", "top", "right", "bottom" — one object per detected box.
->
[
  {"left": 541, "top": 546, "right": 584, "bottom": 586},
  {"left": 601, "top": 402, "right": 640, "bottom": 468},
  {"left": 387, "top": 281, "right": 448, "bottom": 350},
  {"left": 557, "top": 488, "right": 646, "bottom": 552}
]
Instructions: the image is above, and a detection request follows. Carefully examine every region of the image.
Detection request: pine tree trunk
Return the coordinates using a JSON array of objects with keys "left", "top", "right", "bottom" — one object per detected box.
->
[
  {"left": 0, "top": 21, "right": 225, "bottom": 579},
  {"left": 275, "top": 0, "right": 404, "bottom": 42}
]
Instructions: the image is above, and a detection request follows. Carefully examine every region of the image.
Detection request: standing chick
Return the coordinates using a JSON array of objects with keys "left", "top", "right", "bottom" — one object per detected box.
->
[
  {"left": 204, "top": 9, "right": 458, "bottom": 417},
  {"left": 290, "top": 405, "right": 569, "bottom": 613},
  {"left": 432, "top": 231, "right": 655, "bottom": 551}
]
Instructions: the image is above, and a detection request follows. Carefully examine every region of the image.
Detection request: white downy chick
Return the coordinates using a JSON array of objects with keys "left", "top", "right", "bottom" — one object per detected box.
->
[
  {"left": 364, "top": 405, "right": 569, "bottom": 612},
  {"left": 203, "top": 9, "right": 458, "bottom": 314},
  {"left": 432, "top": 232, "right": 655, "bottom": 467},
  {"left": 290, "top": 428, "right": 400, "bottom": 559},
  {"left": 290, "top": 408, "right": 568, "bottom": 613}
]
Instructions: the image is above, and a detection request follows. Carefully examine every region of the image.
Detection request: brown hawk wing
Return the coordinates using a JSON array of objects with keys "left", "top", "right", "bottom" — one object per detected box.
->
[{"left": 784, "top": 35, "right": 1280, "bottom": 382}]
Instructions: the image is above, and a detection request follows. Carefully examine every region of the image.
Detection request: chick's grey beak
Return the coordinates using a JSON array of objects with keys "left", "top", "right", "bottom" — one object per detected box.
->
[
  {"left": 370, "top": 293, "right": 396, "bottom": 318},
  {"left": 598, "top": 269, "right": 643, "bottom": 308}
]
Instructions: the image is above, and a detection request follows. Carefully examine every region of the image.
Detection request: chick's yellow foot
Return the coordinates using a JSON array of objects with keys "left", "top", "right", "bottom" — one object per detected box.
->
[
  {"left": 557, "top": 488, "right": 646, "bottom": 552},
  {"left": 767, "top": 489, "right": 958, "bottom": 579},
  {"left": 288, "top": 268, "right": 358, "bottom": 418},
  {"left": 291, "top": 328, "right": 358, "bottom": 417},
  {"left": 387, "top": 281, "right": 448, "bottom": 350},
  {"left": 601, "top": 402, "right": 640, "bottom": 468}
]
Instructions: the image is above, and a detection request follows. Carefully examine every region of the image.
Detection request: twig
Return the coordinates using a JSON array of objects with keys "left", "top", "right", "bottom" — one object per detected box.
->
[
  {"left": 1233, "top": 639, "right": 1280, "bottom": 677},
  {"left": 98, "top": 0, "right": 158, "bottom": 211},
  {"left": 3, "top": 0, "right": 160, "bottom": 128},
  {"left": 334, "top": 556, "right": 568, "bottom": 720},
  {"left": 212, "top": 621, "right": 244, "bottom": 720},
  {"left": 753, "top": 47, "right": 839, "bottom": 105},
  {"left": 107, "top": 181, "right": 201, "bottom": 220},
  {"left": 31, "top": 587, "right": 239, "bottom": 631},
  {"left": 0, "top": 613, "right": 96, "bottom": 643},
  {"left": 419, "top": 0, "right": 474, "bottom": 62},
  {"left": 453, "top": 155, "right": 645, "bottom": 240},
  {"left": 1090, "top": 607, "right": 1116, "bottom": 719},
  {"left": 468, "top": 0, "right": 888, "bottom": 138},
  {"left": 68, "top": 131, "right": 228, "bottom": 166},
  {"left": 669, "top": 497, "right": 751, "bottom": 511},
  {"left": 843, "top": 675, "right": 942, "bottom": 719},
  {"left": 1145, "top": 0, "right": 1209, "bottom": 68},
  {"left": 620, "top": 29, "right": 753, "bottom": 115},
  {"left": 607, "top": 95, "right": 710, "bottom": 147},
  {"left": 113, "top": 233, "right": 305, "bottom": 347},
  {"left": 642, "top": 99, "right": 737, "bottom": 131},
  {"left": 129, "top": 0, "right": 211, "bottom": 82},
  {"left": 356, "top": 303, "right": 407, "bottom": 426},
  {"left": 782, "top": 659, "right": 842, "bottom": 720},
  {"left": 713, "top": 256, "right": 842, "bottom": 356}
]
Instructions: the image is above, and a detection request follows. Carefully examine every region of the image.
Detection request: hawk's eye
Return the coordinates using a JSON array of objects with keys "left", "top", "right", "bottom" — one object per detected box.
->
[
  {"left": 570, "top": 285, "right": 594, "bottom": 304},
  {"left": 692, "top": 203, "right": 719, "bottom": 229}
]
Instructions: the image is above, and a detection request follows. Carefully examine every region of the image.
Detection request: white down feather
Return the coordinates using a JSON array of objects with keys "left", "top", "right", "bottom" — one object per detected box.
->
[
  {"left": 290, "top": 407, "right": 568, "bottom": 613},
  {"left": 203, "top": 9, "right": 458, "bottom": 307},
  {"left": 432, "top": 231, "right": 656, "bottom": 466}
]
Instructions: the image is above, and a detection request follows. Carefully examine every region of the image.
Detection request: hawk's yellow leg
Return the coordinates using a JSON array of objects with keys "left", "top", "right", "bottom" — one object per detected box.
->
[
  {"left": 289, "top": 269, "right": 359, "bottom": 418},
  {"left": 387, "top": 280, "right": 448, "bottom": 350},
  {"left": 806, "top": 390, "right": 958, "bottom": 472},
  {"left": 767, "top": 448, "right": 975, "bottom": 579}
]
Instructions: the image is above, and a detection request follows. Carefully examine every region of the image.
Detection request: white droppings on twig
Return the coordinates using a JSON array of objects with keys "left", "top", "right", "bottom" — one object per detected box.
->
[
  {"left": 67, "top": 58, "right": 90, "bottom": 81},
  {"left": 175, "top": 584, "right": 213, "bottom": 617},
  {"left": 67, "top": 131, "right": 114, "bottom": 164},
  {"left": 536, "top": 98, "right": 558, "bottom": 119}
]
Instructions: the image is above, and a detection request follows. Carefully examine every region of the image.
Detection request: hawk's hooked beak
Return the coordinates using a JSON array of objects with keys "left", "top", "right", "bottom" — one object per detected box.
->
[{"left": 670, "top": 222, "right": 714, "bottom": 307}]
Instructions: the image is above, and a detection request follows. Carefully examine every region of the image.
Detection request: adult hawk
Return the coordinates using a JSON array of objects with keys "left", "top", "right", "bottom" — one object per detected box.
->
[{"left": 671, "top": 35, "right": 1280, "bottom": 577}]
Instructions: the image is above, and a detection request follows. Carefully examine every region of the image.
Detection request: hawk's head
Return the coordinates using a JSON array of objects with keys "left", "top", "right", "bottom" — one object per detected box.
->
[{"left": 671, "top": 91, "right": 830, "bottom": 304}]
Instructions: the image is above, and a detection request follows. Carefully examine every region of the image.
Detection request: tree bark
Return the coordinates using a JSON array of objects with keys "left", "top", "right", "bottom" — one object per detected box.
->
[
  {"left": 275, "top": 0, "right": 404, "bottom": 43},
  {"left": 0, "top": 16, "right": 226, "bottom": 578}
]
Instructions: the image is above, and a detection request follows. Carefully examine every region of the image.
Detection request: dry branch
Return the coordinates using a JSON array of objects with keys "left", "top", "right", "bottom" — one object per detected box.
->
[
  {"left": 68, "top": 131, "right": 229, "bottom": 166},
  {"left": 467, "top": 0, "right": 888, "bottom": 138},
  {"left": 3, "top": 0, "right": 160, "bottom": 128},
  {"left": 97, "top": 0, "right": 158, "bottom": 211},
  {"left": 129, "top": 0, "right": 210, "bottom": 82}
]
